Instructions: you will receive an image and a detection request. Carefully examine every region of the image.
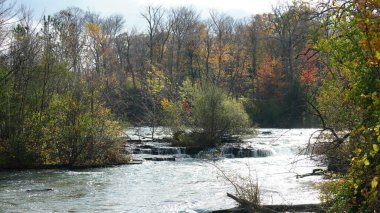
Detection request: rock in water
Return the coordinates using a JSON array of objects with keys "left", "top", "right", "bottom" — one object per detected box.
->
[{"left": 26, "top": 188, "right": 53, "bottom": 193}]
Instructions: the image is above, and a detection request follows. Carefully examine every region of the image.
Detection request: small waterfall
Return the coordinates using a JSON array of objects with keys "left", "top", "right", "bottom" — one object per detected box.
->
[
  {"left": 180, "top": 147, "right": 186, "bottom": 155},
  {"left": 140, "top": 149, "right": 152, "bottom": 154},
  {"left": 221, "top": 147, "right": 234, "bottom": 158},
  {"left": 157, "top": 147, "right": 183, "bottom": 155},
  {"left": 131, "top": 141, "right": 276, "bottom": 158},
  {"left": 196, "top": 148, "right": 221, "bottom": 159},
  {"left": 130, "top": 142, "right": 189, "bottom": 156},
  {"left": 257, "top": 149, "right": 273, "bottom": 157},
  {"left": 220, "top": 145, "right": 274, "bottom": 158}
]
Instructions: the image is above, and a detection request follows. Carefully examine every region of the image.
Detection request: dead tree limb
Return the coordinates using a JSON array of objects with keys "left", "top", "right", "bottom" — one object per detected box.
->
[{"left": 227, "top": 193, "right": 323, "bottom": 212}]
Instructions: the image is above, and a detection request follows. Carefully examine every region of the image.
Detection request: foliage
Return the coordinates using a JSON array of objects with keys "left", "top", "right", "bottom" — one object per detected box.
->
[
  {"left": 321, "top": 126, "right": 380, "bottom": 212},
  {"left": 0, "top": 51, "right": 126, "bottom": 168},
  {"left": 299, "top": 45, "right": 319, "bottom": 85},
  {"left": 164, "top": 80, "right": 250, "bottom": 146},
  {"left": 316, "top": 0, "right": 380, "bottom": 211},
  {"left": 249, "top": 99, "right": 286, "bottom": 127},
  {"left": 250, "top": 54, "right": 286, "bottom": 127},
  {"left": 0, "top": 0, "right": 323, "bottom": 168},
  {"left": 317, "top": 70, "right": 362, "bottom": 131},
  {"left": 192, "top": 83, "right": 250, "bottom": 142},
  {"left": 0, "top": 70, "right": 125, "bottom": 168},
  {"left": 256, "top": 55, "right": 284, "bottom": 99},
  {"left": 162, "top": 99, "right": 185, "bottom": 134},
  {"left": 41, "top": 91, "right": 124, "bottom": 166}
]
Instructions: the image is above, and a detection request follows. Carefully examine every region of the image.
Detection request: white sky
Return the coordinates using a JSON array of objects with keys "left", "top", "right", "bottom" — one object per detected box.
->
[{"left": 15, "top": 0, "right": 288, "bottom": 31}]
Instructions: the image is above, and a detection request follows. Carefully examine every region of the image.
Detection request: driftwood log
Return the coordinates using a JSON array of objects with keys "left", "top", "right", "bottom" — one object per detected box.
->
[
  {"left": 224, "top": 193, "right": 323, "bottom": 212},
  {"left": 296, "top": 169, "right": 325, "bottom": 179}
]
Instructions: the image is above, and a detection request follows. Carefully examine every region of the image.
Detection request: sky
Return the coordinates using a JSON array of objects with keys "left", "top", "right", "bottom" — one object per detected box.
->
[{"left": 15, "top": 0, "right": 287, "bottom": 31}]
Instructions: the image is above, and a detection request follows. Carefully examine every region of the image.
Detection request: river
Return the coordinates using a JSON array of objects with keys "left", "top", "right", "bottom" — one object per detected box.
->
[{"left": 0, "top": 128, "right": 323, "bottom": 212}]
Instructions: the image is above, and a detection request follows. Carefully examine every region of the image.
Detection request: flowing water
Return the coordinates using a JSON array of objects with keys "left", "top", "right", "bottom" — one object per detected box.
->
[{"left": 0, "top": 129, "right": 323, "bottom": 212}]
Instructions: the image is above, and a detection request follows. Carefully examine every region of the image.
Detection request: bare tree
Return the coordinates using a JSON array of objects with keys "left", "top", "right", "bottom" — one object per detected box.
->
[
  {"left": 0, "top": 0, "right": 16, "bottom": 49},
  {"left": 141, "top": 5, "right": 165, "bottom": 64},
  {"left": 55, "top": 7, "right": 85, "bottom": 80},
  {"left": 169, "top": 6, "right": 200, "bottom": 82}
]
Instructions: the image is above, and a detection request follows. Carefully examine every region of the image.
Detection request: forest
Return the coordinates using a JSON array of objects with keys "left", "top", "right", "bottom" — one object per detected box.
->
[{"left": 0, "top": 0, "right": 379, "bottom": 211}]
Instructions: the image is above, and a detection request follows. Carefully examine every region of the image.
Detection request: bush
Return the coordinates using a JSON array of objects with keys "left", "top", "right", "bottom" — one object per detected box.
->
[
  {"left": 0, "top": 63, "right": 126, "bottom": 168},
  {"left": 193, "top": 84, "right": 250, "bottom": 143},
  {"left": 40, "top": 92, "right": 124, "bottom": 166},
  {"left": 163, "top": 80, "right": 250, "bottom": 147}
]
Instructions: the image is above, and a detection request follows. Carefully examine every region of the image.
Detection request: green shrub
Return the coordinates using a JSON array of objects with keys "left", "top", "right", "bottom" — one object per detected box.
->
[
  {"left": 40, "top": 92, "right": 124, "bottom": 166},
  {"left": 193, "top": 84, "right": 250, "bottom": 143},
  {"left": 163, "top": 80, "right": 250, "bottom": 146}
]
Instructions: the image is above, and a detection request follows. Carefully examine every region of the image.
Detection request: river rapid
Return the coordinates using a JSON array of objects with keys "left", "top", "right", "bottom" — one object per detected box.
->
[{"left": 0, "top": 128, "right": 323, "bottom": 212}]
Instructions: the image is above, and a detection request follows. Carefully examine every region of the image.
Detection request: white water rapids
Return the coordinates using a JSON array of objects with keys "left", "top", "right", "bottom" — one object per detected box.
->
[{"left": 0, "top": 128, "right": 324, "bottom": 212}]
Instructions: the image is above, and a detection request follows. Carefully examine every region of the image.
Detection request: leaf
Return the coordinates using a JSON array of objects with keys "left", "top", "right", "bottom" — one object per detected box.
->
[
  {"left": 371, "top": 176, "right": 378, "bottom": 189},
  {"left": 376, "top": 51, "right": 380, "bottom": 60},
  {"left": 364, "top": 159, "right": 370, "bottom": 166},
  {"left": 373, "top": 144, "right": 379, "bottom": 153}
]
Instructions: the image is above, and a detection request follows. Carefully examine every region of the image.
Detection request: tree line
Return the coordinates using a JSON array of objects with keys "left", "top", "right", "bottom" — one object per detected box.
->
[
  {"left": 0, "top": 0, "right": 322, "bottom": 165},
  {"left": 0, "top": 0, "right": 322, "bottom": 168}
]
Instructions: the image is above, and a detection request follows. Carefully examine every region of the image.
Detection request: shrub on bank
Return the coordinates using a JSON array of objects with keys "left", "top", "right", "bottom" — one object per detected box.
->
[
  {"left": 163, "top": 80, "right": 250, "bottom": 147},
  {"left": 0, "top": 89, "right": 127, "bottom": 169}
]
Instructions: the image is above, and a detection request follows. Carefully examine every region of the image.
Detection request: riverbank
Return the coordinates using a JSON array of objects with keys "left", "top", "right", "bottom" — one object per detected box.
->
[{"left": 0, "top": 157, "right": 139, "bottom": 172}]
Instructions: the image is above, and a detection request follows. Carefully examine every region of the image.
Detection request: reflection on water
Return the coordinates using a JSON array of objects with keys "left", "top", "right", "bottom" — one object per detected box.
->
[{"left": 0, "top": 129, "right": 323, "bottom": 212}]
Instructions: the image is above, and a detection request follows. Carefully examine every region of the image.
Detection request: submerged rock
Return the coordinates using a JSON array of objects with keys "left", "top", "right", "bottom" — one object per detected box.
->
[
  {"left": 261, "top": 131, "right": 272, "bottom": 135},
  {"left": 26, "top": 188, "right": 53, "bottom": 193},
  {"left": 185, "top": 147, "right": 205, "bottom": 156},
  {"left": 143, "top": 157, "right": 176, "bottom": 161}
]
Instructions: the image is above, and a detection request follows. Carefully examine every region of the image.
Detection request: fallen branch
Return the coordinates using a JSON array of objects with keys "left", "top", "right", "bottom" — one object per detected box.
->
[
  {"left": 226, "top": 193, "right": 323, "bottom": 212},
  {"left": 296, "top": 168, "right": 325, "bottom": 179},
  {"left": 227, "top": 193, "right": 277, "bottom": 213}
]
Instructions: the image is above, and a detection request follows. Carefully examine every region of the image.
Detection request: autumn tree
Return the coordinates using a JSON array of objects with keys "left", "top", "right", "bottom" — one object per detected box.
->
[
  {"left": 208, "top": 11, "right": 235, "bottom": 83},
  {"left": 315, "top": 0, "right": 380, "bottom": 211},
  {"left": 269, "top": 1, "right": 318, "bottom": 126}
]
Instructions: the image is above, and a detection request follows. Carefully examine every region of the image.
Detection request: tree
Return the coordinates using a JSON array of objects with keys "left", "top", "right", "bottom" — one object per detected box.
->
[
  {"left": 55, "top": 7, "right": 85, "bottom": 80},
  {"left": 316, "top": 0, "right": 380, "bottom": 211},
  {"left": 0, "top": 0, "right": 16, "bottom": 49},
  {"left": 0, "top": 6, "right": 127, "bottom": 168},
  {"left": 269, "top": 1, "right": 318, "bottom": 126},
  {"left": 257, "top": 55, "right": 284, "bottom": 99},
  {"left": 169, "top": 6, "right": 200, "bottom": 83},
  {"left": 209, "top": 11, "right": 235, "bottom": 83},
  {"left": 252, "top": 55, "right": 286, "bottom": 126},
  {"left": 141, "top": 5, "right": 165, "bottom": 64},
  {"left": 140, "top": 63, "right": 167, "bottom": 140}
]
